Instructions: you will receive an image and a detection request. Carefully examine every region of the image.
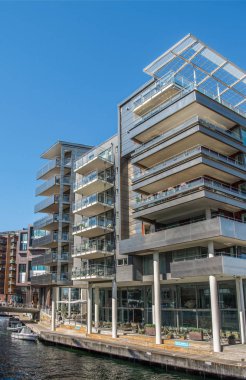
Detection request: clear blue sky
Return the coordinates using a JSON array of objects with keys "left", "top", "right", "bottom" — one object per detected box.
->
[{"left": 0, "top": 1, "right": 245, "bottom": 231}]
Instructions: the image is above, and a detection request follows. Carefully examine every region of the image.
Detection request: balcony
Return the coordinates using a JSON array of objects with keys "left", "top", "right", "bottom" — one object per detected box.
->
[
  {"left": 35, "top": 176, "right": 70, "bottom": 197},
  {"left": 72, "top": 264, "right": 114, "bottom": 282},
  {"left": 119, "top": 216, "right": 246, "bottom": 256},
  {"left": 34, "top": 195, "right": 70, "bottom": 214},
  {"left": 132, "top": 117, "right": 243, "bottom": 161},
  {"left": 43, "top": 251, "right": 69, "bottom": 265},
  {"left": 132, "top": 146, "right": 246, "bottom": 194},
  {"left": 133, "top": 146, "right": 246, "bottom": 183},
  {"left": 171, "top": 254, "right": 246, "bottom": 279},
  {"left": 74, "top": 170, "right": 114, "bottom": 196},
  {"left": 33, "top": 213, "right": 70, "bottom": 231},
  {"left": 32, "top": 232, "right": 70, "bottom": 248},
  {"left": 36, "top": 157, "right": 71, "bottom": 180},
  {"left": 75, "top": 147, "right": 113, "bottom": 175},
  {"left": 133, "top": 72, "right": 190, "bottom": 116},
  {"left": 72, "top": 240, "right": 114, "bottom": 260},
  {"left": 73, "top": 193, "right": 114, "bottom": 217},
  {"left": 31, "top": 272, "right": 71, "bottom": 286},
  {"left": 73, "top": 216, "right": 114, "bottom": 238}
]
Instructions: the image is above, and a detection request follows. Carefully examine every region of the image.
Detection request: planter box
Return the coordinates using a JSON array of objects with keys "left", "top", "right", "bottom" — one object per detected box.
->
[
  {"left": 189, "top": 330, "right": 203, "bottom": 341},
  {"left": 145, "top": 326, "right": 156, "bottom": 336}
]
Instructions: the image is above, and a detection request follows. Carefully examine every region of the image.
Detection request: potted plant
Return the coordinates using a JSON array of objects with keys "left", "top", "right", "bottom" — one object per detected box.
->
[
  {"left": 144, "top": 324, "right": 156, "bottom": 336},
  {"left": 228, "top": 332, "right": 236, "bottom": 345}
]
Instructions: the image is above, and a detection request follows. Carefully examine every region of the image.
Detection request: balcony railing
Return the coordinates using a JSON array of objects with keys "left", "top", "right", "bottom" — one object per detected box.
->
[
  {"left": 72, "top": 264, "right": 115, "bottom": 279},
  {"left": 133, "top": 146, "right": 246, "bottom": 181},
  {"left": 33, "top": 213, "right": 70, "bottom": 230},
  {"left": 35, "top": 176, "right": 70, "bottom": 197},
  {"left": 75, "top": 147, "right": 113, "bottom": 171},
  {"left": 32, "top": 232, "right": 69, "bottom": 247},
  {"left": 133, "top": 117, "right": 242, "bottom": 156},
  {"left": 73, "top": 192, "right": 114, "bottom": 213},
  {"left": 134, "top": 177, "right": 246, "bottom": 211},
  {"left": 72, "top": 240, "right": 114, "bottom": 257},
  {"left": 34, "top": 195, "right": 70, "bottom": 213},
  {"left": 73, "top": 216, "right": 114, "bottom": 234},
  {"left": 133, "top": 73, "right": 246, "bottom": 127},
  {"left": 31, "top": 272, "right": 70, "bottom": 285},
  {"left": 73, "top": 170, "right": 114, "bottom": 192},
  {"left": 36, "top": 157, "right": 71, "bottom": 180}
]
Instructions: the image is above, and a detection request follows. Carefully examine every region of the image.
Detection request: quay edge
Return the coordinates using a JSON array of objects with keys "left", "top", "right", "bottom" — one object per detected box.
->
[{"left": 35, "top": 329, "right": 246, "bottom": 380}]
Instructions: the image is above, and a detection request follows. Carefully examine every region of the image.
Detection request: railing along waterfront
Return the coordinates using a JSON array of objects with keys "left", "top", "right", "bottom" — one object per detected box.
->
[
  {"left": 133, "top": 73, "right": 246, "bottom": 127},
  {"left": 134, "top": 177, "right": 246, "bottom": 211},
  {"left": 75, "top": 147, "right": 113, "bottom": 171},
  {"left": 133, "top": 146, "right": 246, "bottom": 181},
  {"left": 72, "top": 240, "right": 114, "bottom": 257},
  {"left": 73, "top": 192, "right": 113, "bottom": 212},
  {"left": 34, "top": 195, "right": 70, "bottom": 213},
  {"left": 133, "top": 117, "right": 242, "bottom": 156},
  {"left": 73, "top": 170, "right": 114, "bottom": 192},
  {"left": 72, "top": 264, "right": 114, "bottom": 279},
  {"left": 73, "top": 216, "right": 114, "bottom": 234},
  {"left": 33, "top": 213, "right": 70, "bottom": 230}
]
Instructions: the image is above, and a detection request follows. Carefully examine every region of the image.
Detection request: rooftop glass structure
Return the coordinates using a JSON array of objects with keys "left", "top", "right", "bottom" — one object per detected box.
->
[{"left": 143, "top": 34, "right": 246, "bottom": 117}]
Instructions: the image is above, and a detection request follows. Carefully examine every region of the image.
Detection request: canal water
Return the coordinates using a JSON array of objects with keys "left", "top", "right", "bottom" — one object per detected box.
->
[{"left": 0, "top": 318, "right": 217, "bottom": 380}]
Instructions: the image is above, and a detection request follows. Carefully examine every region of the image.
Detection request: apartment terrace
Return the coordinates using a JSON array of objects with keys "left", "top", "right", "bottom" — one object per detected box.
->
[
  {"left": 34, "top": 195, "right": 70, "bottom": 214},
  {"left": 31, "top": 272, "right": 71, "bottom": 287},
  {"left": 73, "top": 216, "right": 114, "bottom": 238},
  {"left": 35, "top": 175, "right": 70, "bottom": 197},
  {"left": 72, "top": 264, "right": 115, "bottom": 282},
  {"left": 73, "top": 170, "right": 114, "bottom": 196},
  {"left": 74, "top": 147, "right": 113, "bottom": 175},
  {"left": 32, "top": 231, "right": 70, "bottom": 248},
  {"left": 72, "top": 240, "right": 114, "bottom": 260},
  {"left": 36, "top": 157, "right": 71, "bottom": 180},
  {"left": 33, "top": 213, "right": 70, "bottom": 231},
  {"left": 73, "top": 192, "right": 114, "bottom": 217}
]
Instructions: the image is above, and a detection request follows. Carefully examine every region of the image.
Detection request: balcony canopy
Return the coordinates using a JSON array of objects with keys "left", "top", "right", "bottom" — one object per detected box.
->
[{"left": 144, "top": 34, "right": 246, "bottom": 117}]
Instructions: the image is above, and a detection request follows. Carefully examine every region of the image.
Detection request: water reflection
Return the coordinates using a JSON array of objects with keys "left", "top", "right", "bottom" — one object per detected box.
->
[{"left": 0, "top": 317, "right": 216, "bottom": 380}]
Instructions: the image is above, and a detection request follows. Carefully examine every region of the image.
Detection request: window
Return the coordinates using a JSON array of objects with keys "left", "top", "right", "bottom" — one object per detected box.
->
[{"left": 117, "top": 258, "right": 128, "bottom": 266}]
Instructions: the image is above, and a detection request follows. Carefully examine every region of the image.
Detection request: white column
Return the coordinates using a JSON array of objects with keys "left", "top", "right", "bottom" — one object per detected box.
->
[
  {"left": 152, "top": 284, "right": 155, "bottom": 324},
  {"left": 94, "top": 287, "right": 100, "bottom": 329},
  {"left": 87, "top": 284, "right": 92, "bottom": 334},
  {"left": 153, "top": 252, "right": 161, "bottom": 344},
  {"left": 68, "top": 288, "right": 71, "bottom": 318},
  {"left": 51, "top": 287, "right": 56, "bottom": 332},
  {"left": 236, "top": 277, "right": 246, "bottom": 344},
  {"left": 112, "top": 280, "right": 117, "bottom": 339},
  {"left": 208, "top": 241, "right": 221, "bottom": 352},
  {"left": 206, "top": 208, "right": 212, "bottom": 220}
]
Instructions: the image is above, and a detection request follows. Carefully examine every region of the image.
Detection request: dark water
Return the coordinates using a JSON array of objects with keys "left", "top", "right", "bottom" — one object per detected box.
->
[{"left": 0, "top": 322, "right": 216, "bottom": 380}]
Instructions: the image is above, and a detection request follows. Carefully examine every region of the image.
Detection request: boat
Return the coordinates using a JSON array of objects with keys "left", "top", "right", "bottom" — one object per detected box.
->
[
  {"left": 7, "top": 317, "right": 23, "bottom": 331},
  {"left": 11, "top": 326, "right": 38, "bottom": 341}
]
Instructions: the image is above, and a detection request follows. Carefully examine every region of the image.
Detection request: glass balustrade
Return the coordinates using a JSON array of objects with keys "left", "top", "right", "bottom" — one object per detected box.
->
[
  {"left": 75, "top": 147, "right": 113, "bottom": 170},
  {"left": 72, "top": 240, "right": 114, "bottom": 256},
  {"left": 73, "top": 192, "right": 113, "bottom": 212},
  {"left": 72, "top": 264, "right": 115, "bottom": 279},
  {"left": 135, "top": 177, "right": 246, "bottom": 211},
  {"left": 73, "top": 170, "right": 113, "bottom": 192},
  {"left": 133, "top": 146, "right": 246, "bottom": 181},
  {"left": 73, "top": 216, "right": 114, "bottom": 234}
]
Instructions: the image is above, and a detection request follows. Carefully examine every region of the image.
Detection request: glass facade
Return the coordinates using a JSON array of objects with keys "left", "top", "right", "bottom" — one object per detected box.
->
[{"left": 97, "top": 282, "right": 240, "bottom": 331}]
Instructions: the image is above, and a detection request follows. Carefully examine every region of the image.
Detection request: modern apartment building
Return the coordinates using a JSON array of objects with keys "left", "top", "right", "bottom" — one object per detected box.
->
[
  {"left": 71, "top": 136, "right": 118, "bottom": 333},
  {"left": 31, "top": 141, "right": 91, "bottom": 310},
  {"left": 117, "top": 34, "right": 246, "bottom": 352},
  {"left": 0, "top": 233, "right": 18, "bottom": 302},
  {"left": 15, "top": 226, "right": 46, "bottom": 305}
]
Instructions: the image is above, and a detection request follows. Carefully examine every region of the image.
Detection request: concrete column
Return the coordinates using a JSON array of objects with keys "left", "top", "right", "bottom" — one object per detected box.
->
[
  {"left": 151, "top": 284, "right": 155, "bottom": 324},
  {"left": 153, "top": 252, "right": 161, "bottom": 344},
  {"left": 94, "top": 287, "right": 100, "bottom": 329},
  {"left": 236, "top": 277, "right": 246, "bottom": 344},
  {"left": 68, "top": 288, "right": 72, "bottom": 318},
  {"left": 87, "top": 284, "right": 92, "bottom": 334},
  {"left": 112, "top": 280, "right": 117, "bottom": 339},
  {"left": 208, "top": 241, "right": 221, "bottom": 352},
  {"left": 51, "top": 287, "right": 56, "bottom": 332}
]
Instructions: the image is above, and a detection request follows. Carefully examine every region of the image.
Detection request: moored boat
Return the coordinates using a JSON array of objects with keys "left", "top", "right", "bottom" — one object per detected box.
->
[{"left": 11, "top": 326, "right": 38, "bottom": 341}]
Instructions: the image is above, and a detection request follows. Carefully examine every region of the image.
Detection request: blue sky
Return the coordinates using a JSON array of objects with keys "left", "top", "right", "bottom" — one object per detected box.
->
[{"left": 0, "top": 0, "right": 245, "bottom": 231}]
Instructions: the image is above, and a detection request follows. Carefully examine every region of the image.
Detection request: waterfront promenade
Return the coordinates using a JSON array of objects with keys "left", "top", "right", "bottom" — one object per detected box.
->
[{"left": 26, "top": 321, "right": 246, "bottom": 379}]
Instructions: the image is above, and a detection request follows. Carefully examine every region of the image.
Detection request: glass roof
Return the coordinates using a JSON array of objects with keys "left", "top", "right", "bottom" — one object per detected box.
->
[{"left": 144, "top": 34, "right": 246, "bottom": 117}]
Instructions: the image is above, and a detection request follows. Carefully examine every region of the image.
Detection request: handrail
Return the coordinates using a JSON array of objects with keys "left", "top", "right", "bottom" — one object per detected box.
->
[
  {"left": 73, "top": 192, "right": 113, "bottom": 212},
  {"left": 72, "top": 264, "right": 115, "bottom": 278},
  {"left": 73, "top": 216, "right": 114, "bottom": 233},
  {"left": 72, "top": 240, "right": 114, "bottom": 256},
  {"left": 74, "top": 170, "right": 114, "bottom": 192},
  {"left": 75, "top": 147, "right": 113, "bottom": 170}
]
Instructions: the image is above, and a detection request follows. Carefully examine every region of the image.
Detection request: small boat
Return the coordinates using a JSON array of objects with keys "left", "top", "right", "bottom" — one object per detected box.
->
[{"left": 11, "top": 326, "right": 38, "bottom": 342}]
